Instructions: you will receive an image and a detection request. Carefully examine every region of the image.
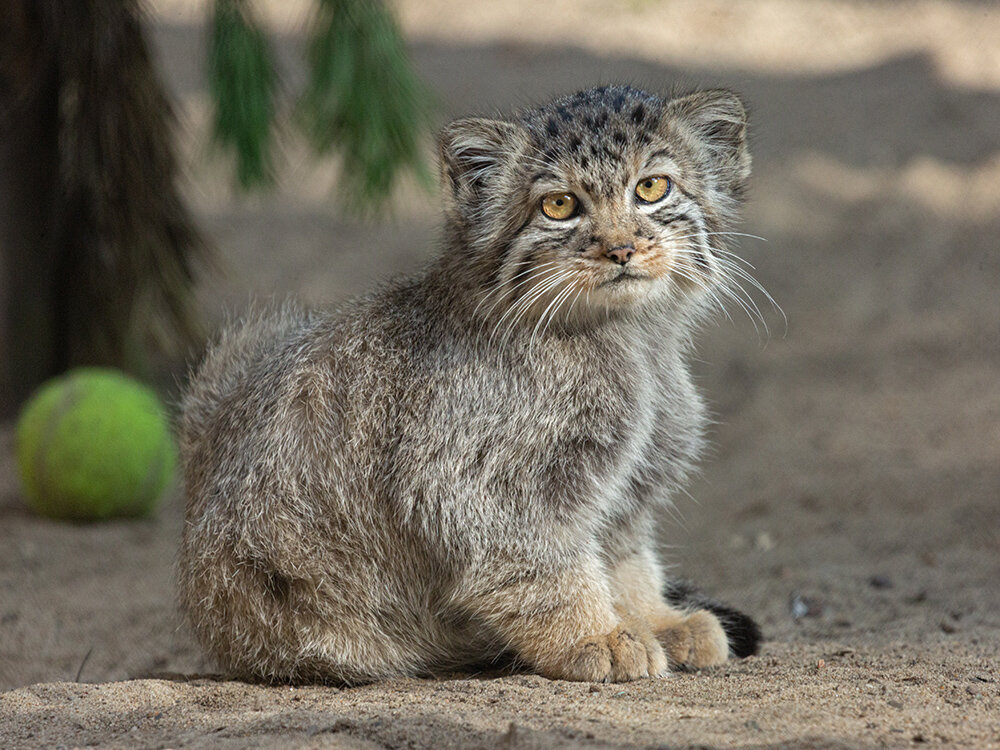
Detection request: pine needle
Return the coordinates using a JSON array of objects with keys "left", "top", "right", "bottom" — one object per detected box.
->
[
  {"left": 208, "top": 0, "right": 277, "bottom": 189},
  {"left": 300, "top": 0, "right": 433, "bottom": 213}
]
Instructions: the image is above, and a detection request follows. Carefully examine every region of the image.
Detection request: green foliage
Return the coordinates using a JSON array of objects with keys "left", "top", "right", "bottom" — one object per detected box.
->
[
  {"left": 207, "top": 0, "right": 434, "bottom": 209},
  {"left": 300, "top": 0, "right": 433, "bottom": 211},
  {"left": 208, "top": 0, "right": 277, "bottom": 189}
]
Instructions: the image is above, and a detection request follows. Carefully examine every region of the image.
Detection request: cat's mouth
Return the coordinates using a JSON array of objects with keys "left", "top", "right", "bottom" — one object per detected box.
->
[{"left": 601, "top": 269, "right": 649, "bottom": 287}]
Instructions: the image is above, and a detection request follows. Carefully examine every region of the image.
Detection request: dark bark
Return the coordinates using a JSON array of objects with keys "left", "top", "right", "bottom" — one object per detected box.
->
[
  {"left": 0, "top": 0, "right": 205, "bottom": 418},
  {"left": 0, "top": 0, "right": 60, "bottom": 418}
]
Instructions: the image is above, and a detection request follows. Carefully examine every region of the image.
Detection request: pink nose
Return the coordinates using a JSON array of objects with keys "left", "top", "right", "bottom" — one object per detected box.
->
[{"left": 605, "top": 244, "right": 635, "bottom": 265}]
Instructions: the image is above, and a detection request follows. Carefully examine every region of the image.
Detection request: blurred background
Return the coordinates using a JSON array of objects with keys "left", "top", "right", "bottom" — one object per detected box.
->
[{"left": 0, "top": 0, "right": 997, "bottom": 696}]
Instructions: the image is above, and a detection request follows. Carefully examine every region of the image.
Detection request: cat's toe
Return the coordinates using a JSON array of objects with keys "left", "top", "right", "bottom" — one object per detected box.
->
[
  {"left": 605, "top": 626, "right": 652, "bottom": 682},
  {"left": 621, "top": 617, "right": 670, "bottom": 678},
  {"left": 656, "top": 609, "right": 729, "bottom": 670},
  {"left": 542, "top": 625, "right": 658, "bottom": 682}
]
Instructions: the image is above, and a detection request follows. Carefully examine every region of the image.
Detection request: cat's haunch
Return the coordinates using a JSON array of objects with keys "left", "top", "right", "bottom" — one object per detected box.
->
[{"left": 178, "top": 85, "right": 761, "bottom": 684}]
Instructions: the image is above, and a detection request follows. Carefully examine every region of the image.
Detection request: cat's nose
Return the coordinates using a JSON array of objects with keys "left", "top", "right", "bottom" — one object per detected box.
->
[{"left": 605, "top": 244, "right": 635, "bottom": 266}]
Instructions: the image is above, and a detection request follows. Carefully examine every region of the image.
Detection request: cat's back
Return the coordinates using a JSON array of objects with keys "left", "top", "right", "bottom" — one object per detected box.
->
[
  {"left": 178, "top": 280, "right": 445, "bottom": 510},
  {"left": 179, "top": 302, "right": 320, "bottom": 454}
]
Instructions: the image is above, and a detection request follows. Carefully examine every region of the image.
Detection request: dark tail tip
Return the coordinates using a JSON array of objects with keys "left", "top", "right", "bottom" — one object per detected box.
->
[{"left": 663, "top": 580, "right": 763, "bottom": 659}]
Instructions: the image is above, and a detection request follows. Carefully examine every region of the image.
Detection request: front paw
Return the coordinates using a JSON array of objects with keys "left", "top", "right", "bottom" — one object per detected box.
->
[
  {"left": 541, "top": 624, "right": 668, "bottom": 682},
  {"left": 655, "top": 609, "right": 729, "bottom": 669}
]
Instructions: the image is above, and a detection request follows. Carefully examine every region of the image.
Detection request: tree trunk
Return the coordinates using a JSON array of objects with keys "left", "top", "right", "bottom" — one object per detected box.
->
[
  {"left": 0, "top": 0, "right": 205, "bottom": 418},
  {"left": 0, "top": 0, "right": 60, "bottom": 419}
]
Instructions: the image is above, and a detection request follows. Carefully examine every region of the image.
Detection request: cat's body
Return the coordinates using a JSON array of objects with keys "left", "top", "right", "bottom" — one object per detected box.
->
[{"left": 179, "top": 85, "right": 760, "bottom": 683}]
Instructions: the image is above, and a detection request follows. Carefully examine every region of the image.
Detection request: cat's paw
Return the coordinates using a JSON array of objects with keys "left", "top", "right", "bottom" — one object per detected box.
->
[
  {"left": 542, "top": 624, "right": 668, "bottom": 682},
  {"left": 655, "top": 609, "right": 729, "bottom": 669}
]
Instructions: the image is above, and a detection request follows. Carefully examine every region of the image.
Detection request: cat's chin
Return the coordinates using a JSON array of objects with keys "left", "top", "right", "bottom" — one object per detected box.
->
[
  {"left": 586, "top": 274, "right": 666, "bottom": 310},
  {"left": 599, "top": 269, "right": 649, "bottom": 288}
]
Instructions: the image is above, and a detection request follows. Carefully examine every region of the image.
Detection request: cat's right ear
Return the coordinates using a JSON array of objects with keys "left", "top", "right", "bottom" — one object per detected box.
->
[{"left": 438, "top": 118, "right": 528, "bottom": 223}]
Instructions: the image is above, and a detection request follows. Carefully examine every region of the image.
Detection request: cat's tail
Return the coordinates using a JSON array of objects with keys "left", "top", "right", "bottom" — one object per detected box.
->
[{"left": 663, "top": 580, "right": 762, "bottom": 658}]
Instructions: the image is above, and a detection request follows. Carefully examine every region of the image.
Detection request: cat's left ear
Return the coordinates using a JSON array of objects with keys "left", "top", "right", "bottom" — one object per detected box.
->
[
  {"left": 669, "top": 89, "right": 751, "bottom": 193},
  {"left": 438, "top": 118, "right": 529, "bottom": 224}
]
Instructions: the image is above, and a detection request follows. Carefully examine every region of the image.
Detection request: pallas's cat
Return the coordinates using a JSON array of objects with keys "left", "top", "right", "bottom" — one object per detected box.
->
[{"left": 178, "top": 85, "right": 761, "bottom": 684}]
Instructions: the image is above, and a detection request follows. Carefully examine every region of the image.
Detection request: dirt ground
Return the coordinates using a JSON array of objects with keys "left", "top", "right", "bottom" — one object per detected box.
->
[{"left": 2, "top": 1, "right": 999, "bottom": 747}]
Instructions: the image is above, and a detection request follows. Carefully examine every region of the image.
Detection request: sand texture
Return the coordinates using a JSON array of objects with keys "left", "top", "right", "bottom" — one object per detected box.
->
[{"left": 2, "top": 1, "right": 998, "bottom": 747}]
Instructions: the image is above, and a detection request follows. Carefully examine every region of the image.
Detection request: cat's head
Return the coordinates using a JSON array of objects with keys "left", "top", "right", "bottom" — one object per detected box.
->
[{"left": 438, "top": 85, "right": 752, "bottom": 332}]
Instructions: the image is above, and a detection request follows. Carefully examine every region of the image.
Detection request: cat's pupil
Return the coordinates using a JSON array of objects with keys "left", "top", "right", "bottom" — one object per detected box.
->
[
  {"left": 644, "top": 181, "right": 653, "bottom": 188},
  {"left": 555, "top": 199, "right": 564, "bottom": 206}
]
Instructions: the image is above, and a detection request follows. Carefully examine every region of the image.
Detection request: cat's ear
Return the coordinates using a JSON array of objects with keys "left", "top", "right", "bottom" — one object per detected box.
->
[
  {"left": 669, "top": 89, "right": 751, "bottom": 191},
  {"left": 438, "top": 118, "right": 528, "bottom": 222}
]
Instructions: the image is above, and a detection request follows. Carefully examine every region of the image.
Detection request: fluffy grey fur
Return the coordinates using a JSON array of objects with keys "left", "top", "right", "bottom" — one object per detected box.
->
[{"left": 178, "top": 85, "right": 756, "bottom": 684}]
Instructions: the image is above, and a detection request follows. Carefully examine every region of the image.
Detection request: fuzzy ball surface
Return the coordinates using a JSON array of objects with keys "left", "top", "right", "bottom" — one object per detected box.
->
[{"left": 16, "top": 368, "right": 177, "bottom": 521}]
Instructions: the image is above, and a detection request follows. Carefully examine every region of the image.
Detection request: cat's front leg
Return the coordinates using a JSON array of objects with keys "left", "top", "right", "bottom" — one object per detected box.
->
[
  {"left": 463, "top": 553, "right": 667, "bottom": 682},
  {"left": 609, "top": 545, "right": 730, "bottom": 670}
]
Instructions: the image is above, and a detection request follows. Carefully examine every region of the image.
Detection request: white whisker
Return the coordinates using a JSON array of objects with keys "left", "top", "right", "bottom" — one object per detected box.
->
[
  {"left": 491, "top": 269, "right": 574, "bottom": 348},
  {"left": 473, "top": 261, "right": 562, "bottom": 327},
  {"left": 531, "top": 280, "right": 578, "bottom": 348}
]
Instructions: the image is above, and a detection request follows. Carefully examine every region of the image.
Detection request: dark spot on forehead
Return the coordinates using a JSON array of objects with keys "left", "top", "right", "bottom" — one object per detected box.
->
[
  {"left": 515, "top": 86, "right": 669, "bottom": 174},
  {"left": 526, "top": 85, "right": 663, "bottom": 122}
]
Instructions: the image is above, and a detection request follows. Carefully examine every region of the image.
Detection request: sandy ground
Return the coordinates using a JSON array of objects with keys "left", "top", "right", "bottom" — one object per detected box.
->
[{"left": 2, "top": 1, "right": 999, "bottom": 747}]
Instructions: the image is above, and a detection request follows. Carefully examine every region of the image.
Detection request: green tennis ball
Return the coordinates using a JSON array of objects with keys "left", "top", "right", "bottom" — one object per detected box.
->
[{"left": 15, "top": 368, "right": 177, "bottom": 521}]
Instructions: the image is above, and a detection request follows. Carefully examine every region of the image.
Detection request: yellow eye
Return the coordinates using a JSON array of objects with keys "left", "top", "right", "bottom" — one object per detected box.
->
[
  {"left": 635, "top": 176, "right": 671, "bottom": 203},
  {"left": 541, "top": 192, "right": 578, "bottom": 220}
]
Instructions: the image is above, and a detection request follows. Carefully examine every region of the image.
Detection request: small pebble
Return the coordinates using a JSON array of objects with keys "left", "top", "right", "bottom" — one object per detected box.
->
[
  {"left": 816, "top": 659, "right": 826, "bottom": 670},
  {"left": 868, "top": 575, "right": 893, "bottom": 589},
  {"left": 789, "top": 593, "right": 823, "bottom": 620},
  {"left": 754, "top": 532, "right": 775, "bottom": 551},
  {"left": 940, "top": 621, "right": 957, "bottom": 634}
]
